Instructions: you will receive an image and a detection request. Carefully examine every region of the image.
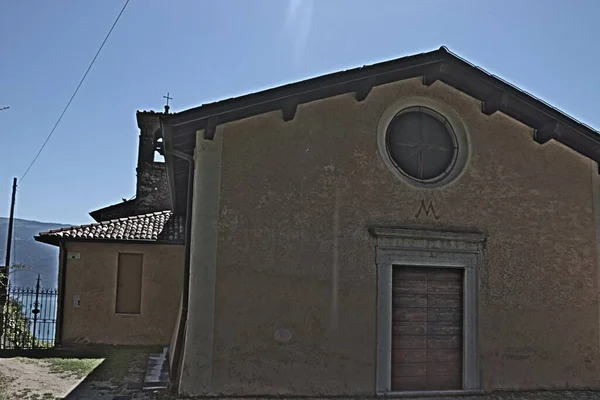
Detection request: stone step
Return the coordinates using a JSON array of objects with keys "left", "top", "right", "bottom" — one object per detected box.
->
[{"left": 142, "top": 350, "right": 169, "bottom": 390}]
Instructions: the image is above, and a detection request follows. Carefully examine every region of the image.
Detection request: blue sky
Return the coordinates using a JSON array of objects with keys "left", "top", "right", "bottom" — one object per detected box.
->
[{"left": 1, "top": 0, "right": 599, "bottom": 225}]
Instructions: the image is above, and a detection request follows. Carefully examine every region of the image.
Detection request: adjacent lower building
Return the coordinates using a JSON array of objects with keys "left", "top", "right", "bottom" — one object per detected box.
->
[
  {"left": 35, "top": 211, "right": 184, "bottom": 345},
  {"left": 35, "top": 111, "right": 185, "bottom": 346}
]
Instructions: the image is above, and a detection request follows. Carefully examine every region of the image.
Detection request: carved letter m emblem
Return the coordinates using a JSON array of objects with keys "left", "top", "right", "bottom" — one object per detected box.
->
[{"left": 415, "top": 200, "right": 439, "bottom": 220}]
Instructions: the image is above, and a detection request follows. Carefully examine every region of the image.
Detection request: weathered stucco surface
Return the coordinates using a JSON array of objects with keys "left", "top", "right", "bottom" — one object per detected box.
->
[
  {"left": 187, "top": 78, "right": 598, "bottom": 395},
  {"left": 61, "top": 241, "right": 184, "bottom": 345}
]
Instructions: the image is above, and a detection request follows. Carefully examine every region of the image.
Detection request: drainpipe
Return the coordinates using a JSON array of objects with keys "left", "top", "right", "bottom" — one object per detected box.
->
[
  {"left": 57, "top": 240, "right": 68, "bottom": 346},
  {"left": 166, "top": 148, "right": 194, "bottom": 392}
]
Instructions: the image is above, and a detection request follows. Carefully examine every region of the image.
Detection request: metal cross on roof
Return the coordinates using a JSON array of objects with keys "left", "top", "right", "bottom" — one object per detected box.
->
[{"left": 163, "top": 93, "right": 173, "bottom": 114}]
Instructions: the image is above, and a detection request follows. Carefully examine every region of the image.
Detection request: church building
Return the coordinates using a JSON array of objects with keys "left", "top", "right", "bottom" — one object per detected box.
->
[{"left": 159, "top": 46, "right": 600, "bottom": 397}]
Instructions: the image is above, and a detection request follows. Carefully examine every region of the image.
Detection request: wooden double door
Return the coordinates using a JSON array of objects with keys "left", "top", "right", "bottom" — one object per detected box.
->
[{"left": 391, "top": 266, "right": 463, "bottom": 391}]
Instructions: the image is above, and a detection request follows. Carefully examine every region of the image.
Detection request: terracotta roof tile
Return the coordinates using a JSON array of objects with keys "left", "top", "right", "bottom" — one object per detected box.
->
[{"left": 36, "top": 211, "right": 184, "bottom": 244}]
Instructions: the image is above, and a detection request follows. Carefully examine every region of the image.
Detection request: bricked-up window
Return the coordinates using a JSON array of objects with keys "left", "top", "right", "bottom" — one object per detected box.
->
[{"left": 115, "top": 253, "right": 143, "bottom": 314}]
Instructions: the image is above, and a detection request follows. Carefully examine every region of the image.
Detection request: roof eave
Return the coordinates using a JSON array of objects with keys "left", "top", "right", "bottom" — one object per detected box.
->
[
  {"left": 89, "top": 199, "right": 135, "bottom": 222},
  {"left": 162, "top": 46, "right": 600, "bottom": 154},
  {"left": 34, "top": 236, "right": 184, "bottom": 246},
  {"left": 34, "top": 235, "right": 60, "bottom": 246},
  {"left": 162, "top": 48, "right": 446, "bottom": 134},
  {"left": 160, "top": 46, "right": 600, "bottom": 212}
]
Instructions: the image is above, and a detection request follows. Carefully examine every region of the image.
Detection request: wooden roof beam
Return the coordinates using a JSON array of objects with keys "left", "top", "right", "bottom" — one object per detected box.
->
[
  {"left": 204, "top": 117, "right": 217, "bottom": 140},
  {"left": 534, "top": 121, "right": 564, "bottom": 144},
  {"left": 482, "top": 92, "right": 510, "bottom": 116},
  {"left": 354, "top": 79, "right": 373, "bottom": 102},
  {"left": 281, "top": 100, "right": 297, "bottom": 122},
  {"left": 422, "top": 63, "right": 449, "bottom": 86}
]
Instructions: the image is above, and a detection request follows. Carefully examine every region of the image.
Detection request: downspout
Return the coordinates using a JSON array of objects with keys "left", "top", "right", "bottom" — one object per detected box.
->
[
  {"left": 167, "top": 148, "right": 195, "bottom": 392},
  {"left": 57, "top": 240, "right": 68, "bottom": 346}
]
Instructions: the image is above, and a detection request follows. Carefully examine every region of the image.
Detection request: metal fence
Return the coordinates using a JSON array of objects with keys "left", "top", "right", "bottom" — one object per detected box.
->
[{"left": 1, "top": 274, "right": 58, "bottom": 349}]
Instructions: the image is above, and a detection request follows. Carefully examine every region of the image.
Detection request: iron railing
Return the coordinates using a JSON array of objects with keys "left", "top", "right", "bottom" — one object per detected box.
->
[{"left": 1, "top": 274, "right": 57, "bottom": 349}]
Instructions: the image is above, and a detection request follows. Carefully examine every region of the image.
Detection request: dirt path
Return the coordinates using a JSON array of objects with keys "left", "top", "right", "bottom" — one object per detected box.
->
[{"left": 0, "top": 357, "right": 84, "bottom": 399}]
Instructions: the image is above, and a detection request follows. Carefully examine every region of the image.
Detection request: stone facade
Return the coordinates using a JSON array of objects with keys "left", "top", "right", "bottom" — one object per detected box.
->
[
  {"left": 135, "top": 112, "right": 171, "bottom": 215},
  {"left": 177, "top": 77, "right": 600, "bottom": 396}
]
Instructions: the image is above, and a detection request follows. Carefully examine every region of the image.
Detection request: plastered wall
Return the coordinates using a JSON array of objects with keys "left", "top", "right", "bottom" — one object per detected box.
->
[
  {"left": 61, "top": 241, "right": 184, "bottom": 345},
  {"left": 186, "top": 78, "right": 599, "bottom": 395}
]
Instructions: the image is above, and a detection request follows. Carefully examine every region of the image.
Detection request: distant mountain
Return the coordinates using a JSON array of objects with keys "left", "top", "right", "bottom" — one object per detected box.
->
[{"left": 0, "top": 218, "right": 71, "bottom": 289}]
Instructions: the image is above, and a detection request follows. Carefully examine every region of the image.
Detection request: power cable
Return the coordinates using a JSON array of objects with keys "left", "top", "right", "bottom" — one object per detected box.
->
[{"left": 20, "top": 0, "right": 130, "bottom": 182}]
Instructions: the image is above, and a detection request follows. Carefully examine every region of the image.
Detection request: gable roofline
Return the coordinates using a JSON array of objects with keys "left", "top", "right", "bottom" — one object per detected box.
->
[
  {"left": 161, "top": 46, "right": 600, "bottom": 213},
  {"left": 163, "top": 46, "right": 599, "bottom": 143}
]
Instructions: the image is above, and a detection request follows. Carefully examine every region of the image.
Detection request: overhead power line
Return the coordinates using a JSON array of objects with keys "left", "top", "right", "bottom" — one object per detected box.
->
[{"left": 20, "top": 0, "right": 130, "bottom": 182}]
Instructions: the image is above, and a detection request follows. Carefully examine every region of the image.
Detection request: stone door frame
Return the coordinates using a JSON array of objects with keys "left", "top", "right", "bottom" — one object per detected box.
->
[{"left": 369, "top": 227, "right": 486, "bottom": 395}]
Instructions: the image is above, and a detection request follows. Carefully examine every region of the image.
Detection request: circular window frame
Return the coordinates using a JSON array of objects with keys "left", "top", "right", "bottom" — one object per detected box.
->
[{"left": 377, "top": 96, "right": 470, "bottom": 188}]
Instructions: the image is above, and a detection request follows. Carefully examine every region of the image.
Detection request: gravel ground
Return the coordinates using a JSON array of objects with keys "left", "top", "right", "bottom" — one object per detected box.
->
[
  {"left": 0, "top": 346, "right": 160, "bottom": 400},
  {"left": 123, "top": 391, "right": 600, "bottom": 400},
  {"left": 5, "top": 347, "right": 600, "bottom": 400},
  {"left": 0, "top": 357, "right": 85, "bottom": 399},
  {"left": 65, "top": 347, "right": 156, "bottom": 400},
  {"left": 411, "top": 392, "right": 600, "bottom": 400}
]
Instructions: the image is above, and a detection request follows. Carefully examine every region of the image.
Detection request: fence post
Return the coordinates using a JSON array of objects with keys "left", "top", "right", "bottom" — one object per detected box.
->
[
  {"left": 0, "top": 266, "right": 6, "bottom": 348},
  {"left": 1, "top": 178, "right": 17, "bottom": 346},
  {"left": 31, "top": 274, "right": 40, "bottom": 349}
]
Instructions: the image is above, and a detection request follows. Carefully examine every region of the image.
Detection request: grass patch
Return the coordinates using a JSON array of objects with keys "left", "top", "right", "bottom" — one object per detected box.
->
[
  {"left": 44, "top": 357, "right": 103, "bottom": 378},
  {"left": 0, "top": 344, "right": 162, "bottom": 398},
  {"left": 2, "top": 345, "right": 160, "bottom": 382}
]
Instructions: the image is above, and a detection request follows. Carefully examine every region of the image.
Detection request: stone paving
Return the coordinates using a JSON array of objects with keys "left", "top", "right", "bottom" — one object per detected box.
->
[{"left": 111, "top": 392, "right": 600, "bottom": 400}]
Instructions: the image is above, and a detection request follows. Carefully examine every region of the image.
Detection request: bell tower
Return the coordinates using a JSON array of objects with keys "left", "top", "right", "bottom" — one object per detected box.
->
[
  {"left": 89, "top": 105, "right": 173, "bottom": 222},
  {"left": 134, "top": 111, "right": 170, "bottom": 214}
]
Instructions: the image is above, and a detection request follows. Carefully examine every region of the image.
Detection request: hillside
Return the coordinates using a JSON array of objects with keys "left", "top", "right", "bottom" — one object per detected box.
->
[{"left": 0, "top": 218, "right": 70, "bottom": 289}]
